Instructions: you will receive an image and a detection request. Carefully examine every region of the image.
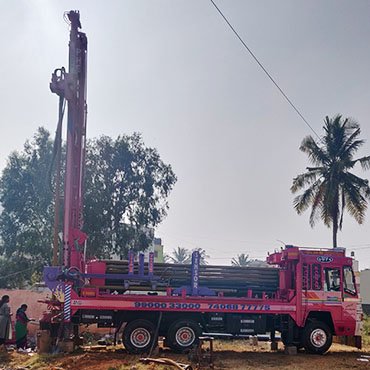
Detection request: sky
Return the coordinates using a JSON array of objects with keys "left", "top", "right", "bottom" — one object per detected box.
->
[{"left": 1, "top": 1, "right": 370, "bottom": 268}]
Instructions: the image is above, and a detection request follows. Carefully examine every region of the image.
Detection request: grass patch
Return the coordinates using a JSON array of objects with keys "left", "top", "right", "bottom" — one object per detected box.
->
[
  {"left": 363, "top": 315, "right": 370, "bottom": 346},
  {"left": 22, "top": 353, "right": 63, "bottom": 369}
]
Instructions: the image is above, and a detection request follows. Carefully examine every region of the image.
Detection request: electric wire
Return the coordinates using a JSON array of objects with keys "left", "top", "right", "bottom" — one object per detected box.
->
[
  {"left": 209, "top": 0, "right": 321, "bottom": 141},
  {"left": 0, "top": 265, "right": 40, "bottom": 280},
  {"left": 346, "top": 244, "right": 370, "bottom": 251}
]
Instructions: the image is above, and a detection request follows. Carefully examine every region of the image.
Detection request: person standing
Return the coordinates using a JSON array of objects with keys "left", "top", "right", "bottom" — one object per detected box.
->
[
  {"left": 0, "top": 295, "right": 11, "bottom": 351},
  {"left": 15, "top": 304, "right": 32, "bottom": 350}
]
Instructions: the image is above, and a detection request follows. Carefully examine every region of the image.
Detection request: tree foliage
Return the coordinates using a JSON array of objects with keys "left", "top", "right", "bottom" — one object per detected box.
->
[
  {"left": 166, "top": 247, "right": 209, "bottom": 265},
  {"left": 0, "top": 128, "right": 177, "bottom": 287},
  {"left": 195, "top": 248, "right": 210, "bottom": 265},
  {"left": 231, "top": 253, "right": 249, "bottom": 266},
  {"left": 166, "top": 247, "right": 191, "bottom": 264},
  {"left": 84, "top": 133, "right": 177, "bottom": 258},
  {"left": 291, "top": 115, "right": 370, "bottom": 247},
  {"left": 0, "top": 128, "right": 54, "bottom": 263},
  {"left": 0, "top": 128, "right": 53, "bottom": 287}
]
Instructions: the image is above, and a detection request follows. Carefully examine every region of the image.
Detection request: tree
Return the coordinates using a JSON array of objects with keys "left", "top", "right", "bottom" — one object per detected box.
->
[
  {"left": 247, "top": 259, "right": 269, "bottom": 267},
  {"left": 167, "top": 247, "right": 191, "bottom": 264},
  {"left": 291, "top": 115, "right": 370, "bottom": 248},
  {"left": 83, "top": 133, "right": 177, "bottom": 258},
  {"left": 193, "top": 248, "right": 209, "bottom": 265},
  {"left": 0, "top": 128, "right": 177, "bottom": 284},
  {"left": 231, "top": 253, "right": 249, "bottom": 267},
  {"left": 166, "top": 247, "right": 209, "bottom": 265},
  {"left": 0, "top": 128, "right": 53, "bottom": 287},
  {"left": 0, "top": 128, "right": 54, "bottom": 261}
]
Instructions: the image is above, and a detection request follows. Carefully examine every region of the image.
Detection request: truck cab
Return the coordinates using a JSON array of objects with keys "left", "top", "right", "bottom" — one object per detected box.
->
[{"left": 268, "top": 246, "right": 362, "bottom": 351}]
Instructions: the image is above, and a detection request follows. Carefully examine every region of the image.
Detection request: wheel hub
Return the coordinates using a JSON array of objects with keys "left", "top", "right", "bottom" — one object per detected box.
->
[
  {"left": 130, "top": 328, "right": 151, "bottom": 348},
  {"left": 310, "top": 328, "right": 327, "bottom": 348},
  {"left": 176, "top": 327, "right": 195, "bottom": 346}
]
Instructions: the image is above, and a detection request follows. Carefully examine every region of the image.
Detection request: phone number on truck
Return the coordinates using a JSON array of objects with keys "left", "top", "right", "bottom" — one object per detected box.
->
[{"left": 134, "top": 302, "right": 271, "bottom": 311}]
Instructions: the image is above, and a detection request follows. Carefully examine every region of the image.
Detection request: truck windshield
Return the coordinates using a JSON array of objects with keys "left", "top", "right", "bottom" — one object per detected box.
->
[
  {"left": 343, "top": 266, "right": 356, "bottom": 295},
  {"left": 324, "top": 268, "right": 341, "bottom": 292}
]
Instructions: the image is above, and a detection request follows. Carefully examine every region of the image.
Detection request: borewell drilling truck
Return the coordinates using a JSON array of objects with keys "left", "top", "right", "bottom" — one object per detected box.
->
[{"left": 40, "top": 10, "right": 362, "bottom": 355}]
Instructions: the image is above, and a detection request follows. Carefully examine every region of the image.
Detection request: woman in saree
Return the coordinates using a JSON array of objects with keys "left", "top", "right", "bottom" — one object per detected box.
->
[
  {"left": 15, "top": 304, "right": 31, "bottom": 350},
  {"left": 0, "top": 295, "right": 11, "bottom": 351}
]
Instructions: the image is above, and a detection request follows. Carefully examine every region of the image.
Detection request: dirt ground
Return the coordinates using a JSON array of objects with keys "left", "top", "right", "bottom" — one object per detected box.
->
[{"left": 1, "top": 341, "right": 370, "bottom": 370}]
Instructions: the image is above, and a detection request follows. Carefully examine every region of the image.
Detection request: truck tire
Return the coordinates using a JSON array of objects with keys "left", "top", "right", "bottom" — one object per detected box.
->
[
  {"left": 302, "top": 321, "right": 332, "bottom": 354},
  {"left": 166, "top": 319, "right": 202, "bottom": 352},
  {"left": 123, "top": 319, "right": 157, "bottom": 354}
]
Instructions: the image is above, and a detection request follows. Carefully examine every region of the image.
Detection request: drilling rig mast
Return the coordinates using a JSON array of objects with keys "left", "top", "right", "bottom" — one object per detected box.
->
[{"left": 50, "top": 10, "right": 88, "bottom": 271}]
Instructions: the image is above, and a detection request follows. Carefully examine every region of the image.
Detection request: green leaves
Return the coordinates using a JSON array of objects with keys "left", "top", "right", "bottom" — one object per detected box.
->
[
  {"left": 83, "top": 133, "right": 177, "bottom": 258},
  {"left": 0, "top": 128, "right": 54, "bottom": 263},
  {"left": 231, "top": 253, "right": 250, "bottom": 267},
  {"left": 0, "top": 128, "right": 53, "bottom": 287},
  {"left": 166, "top": 247, "right": 209, "bottom": 265},
  {"left": 167, "top": 247, "right": 191, "bottom": 264},
  {"left": 0, "top": 128, "right": 177, "bottom": 286},
  {"left": 291, "top": 115, "right": 370, "bottom": 247}
]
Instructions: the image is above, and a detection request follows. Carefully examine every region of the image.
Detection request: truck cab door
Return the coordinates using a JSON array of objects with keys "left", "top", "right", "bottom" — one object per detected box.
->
[
  {"left": 323, "top": 267, "right": 342, "bottom": 307},
  {"left": 342, "top": 265, "right": 362, "bottom": 339}
]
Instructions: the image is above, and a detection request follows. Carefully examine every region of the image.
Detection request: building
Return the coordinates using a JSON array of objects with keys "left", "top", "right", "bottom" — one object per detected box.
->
[
  {"left": 145, "top": 237, "right": 164, "bottom": 263},
  {"left": 361, "top": 269, "right": 370, "bottom": 314}
]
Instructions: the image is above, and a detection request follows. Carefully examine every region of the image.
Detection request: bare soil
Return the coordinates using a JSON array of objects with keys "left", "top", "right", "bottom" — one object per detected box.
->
[{"left": 1, "top": 341, "right": 370, "bottom": 370}]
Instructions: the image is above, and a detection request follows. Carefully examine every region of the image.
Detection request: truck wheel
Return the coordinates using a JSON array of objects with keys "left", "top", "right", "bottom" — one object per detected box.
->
[
  {"left": 303, "top": 321, "right": 332, "bottom": 354},
  {"left": 167, "top": 320, "right": 201, "bottom": 352},
  {"left": 123, "top": 319, "right": 157, "bottom": 354}
]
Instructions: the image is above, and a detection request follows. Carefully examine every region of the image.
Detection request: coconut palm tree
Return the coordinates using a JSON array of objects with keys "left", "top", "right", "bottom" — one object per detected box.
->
[
  {"left": 291, "top": 115, "right": 370, "bottom": 248},
  {"left": 167, "top": 247, "right": 191, "bottom": 264},
  {"left": 166, "top": 247, "right": 209, "bottom": 265},
  {"left": 192, "top": 248, "right": 210, "bottom": 265},
  {"left": 231, "top": 253, "right": 250, "bottom": 266}
]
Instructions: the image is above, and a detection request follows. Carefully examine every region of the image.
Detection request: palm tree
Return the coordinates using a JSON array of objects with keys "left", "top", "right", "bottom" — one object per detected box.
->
[
  {"left": 231, "top": 253, "right": 250, "bottom": 266},
  {"left": 167, "top": 247, "right": 191, "bottom": 264},
  {"left": 291, "top": 115, "right": 370, "bottom": 248},
  {"left": 192, "top": 248, "right": 210, "bottom": 265}
]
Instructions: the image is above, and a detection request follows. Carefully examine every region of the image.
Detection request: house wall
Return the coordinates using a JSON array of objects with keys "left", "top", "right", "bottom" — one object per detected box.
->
[
  {"left": 0, "top": 289, "right": 48, "bottom": 336},
  {"left": 0, "top": 289, "right": 112, "bottom": 340},
  {"left": 361, "top": 270, "right": 370, "bottom": 305}
]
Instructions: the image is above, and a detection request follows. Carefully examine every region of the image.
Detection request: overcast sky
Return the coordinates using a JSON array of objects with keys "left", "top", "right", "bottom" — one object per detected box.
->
[{"left": 1, "top": 0, "right": 370, "bottom": 268}]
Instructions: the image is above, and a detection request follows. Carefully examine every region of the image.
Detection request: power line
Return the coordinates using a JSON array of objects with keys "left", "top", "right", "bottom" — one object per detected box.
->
[
  {"left": 343, "top": 242, "right": 370, "bottom": 248},
  {"left": 0, "top": 265, "right": 39, "bottom": 280},
  {"left": 346, "top": 245, "right": 370, "bottom": 251},
  {"left": 209, "top": 0, "right": 321, "bottom": 141},
  {"left": 163, "top": 233, "right": 273, "bottom": 249}
]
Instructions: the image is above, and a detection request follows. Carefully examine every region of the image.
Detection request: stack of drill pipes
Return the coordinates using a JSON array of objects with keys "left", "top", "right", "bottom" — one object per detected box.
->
[{"left": 102, "top": 260, "right": 279, "bottom": 296}]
